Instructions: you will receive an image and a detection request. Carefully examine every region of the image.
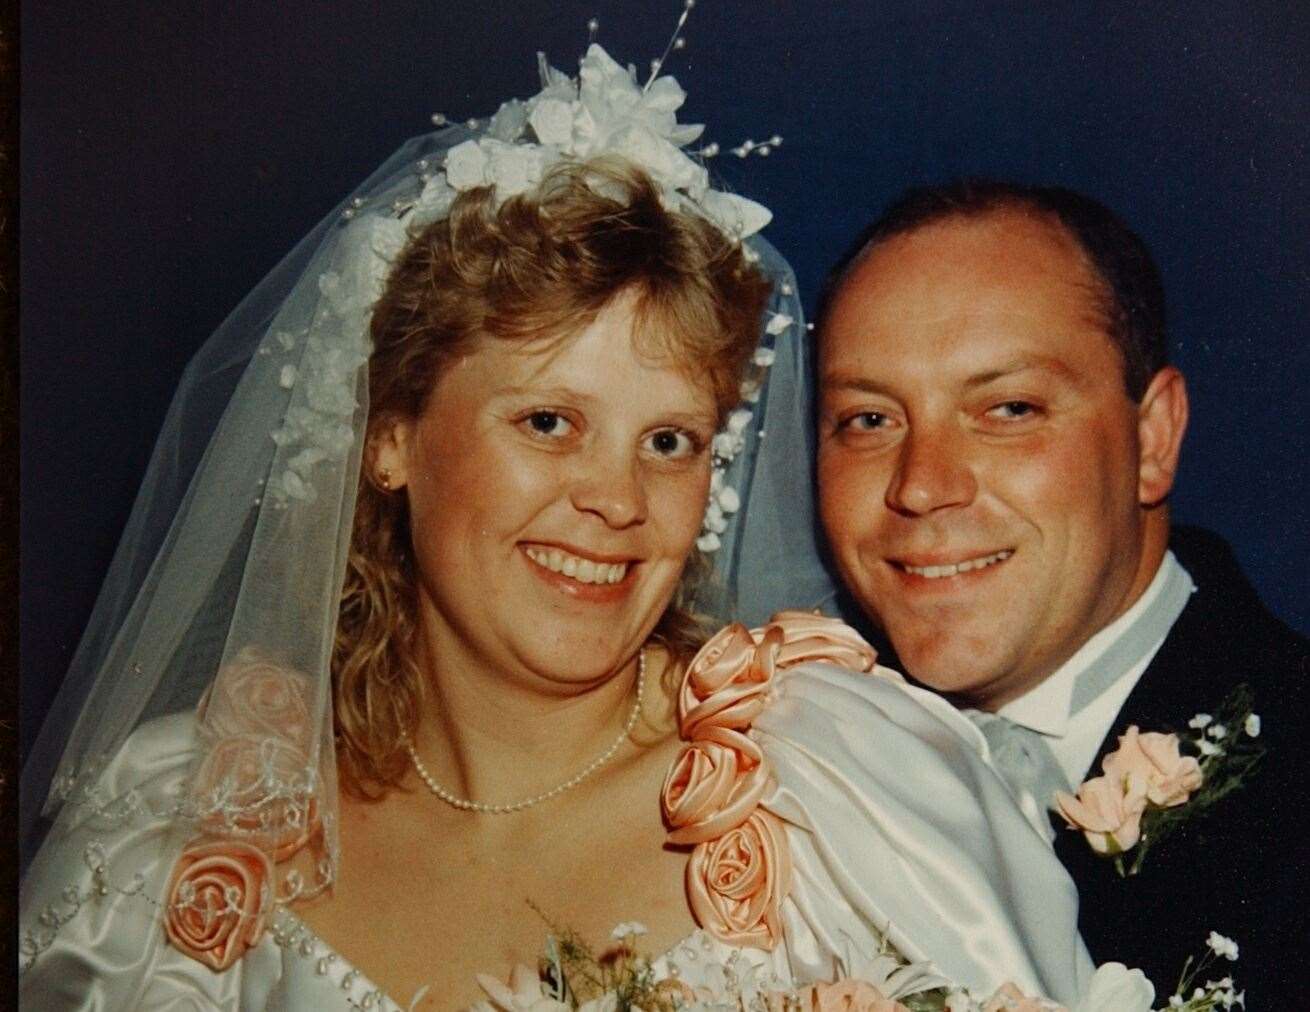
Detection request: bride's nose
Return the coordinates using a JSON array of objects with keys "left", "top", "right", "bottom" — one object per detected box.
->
[{"left": 568, "top": 447, "right": 649, "bottom": 529}]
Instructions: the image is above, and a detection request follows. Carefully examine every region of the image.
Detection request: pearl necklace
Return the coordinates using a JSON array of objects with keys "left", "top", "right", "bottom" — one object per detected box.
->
[{"left": 405, "top": 651, "right": 646, "bottom": 814}]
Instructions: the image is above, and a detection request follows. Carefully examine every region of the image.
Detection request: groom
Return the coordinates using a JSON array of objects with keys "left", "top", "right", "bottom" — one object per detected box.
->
[{"left": 814, "top": 181, "right": 1308, "bottom": 1004}]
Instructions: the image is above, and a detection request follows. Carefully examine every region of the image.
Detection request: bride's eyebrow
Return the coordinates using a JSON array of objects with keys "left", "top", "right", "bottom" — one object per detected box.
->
[{"left": 493, "top": 384, "right": 599, "bottom": 404}]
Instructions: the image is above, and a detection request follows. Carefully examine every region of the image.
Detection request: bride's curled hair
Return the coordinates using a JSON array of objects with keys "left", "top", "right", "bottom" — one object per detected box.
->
[{"left": 334, "top": 158, "right": 772, "bottom": 796}]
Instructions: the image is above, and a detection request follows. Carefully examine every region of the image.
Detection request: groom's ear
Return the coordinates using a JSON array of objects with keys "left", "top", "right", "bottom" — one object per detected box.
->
[
  {"left": 367, "top": 416, "right": 415, "bottom": 491},
  {"left": 1136, "top": 366, "right": 1188, "bottom": 507}
]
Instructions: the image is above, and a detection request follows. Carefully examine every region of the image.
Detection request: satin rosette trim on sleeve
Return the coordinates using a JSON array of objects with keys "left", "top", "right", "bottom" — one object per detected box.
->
[{"left": 661, "top": 612, "right": 878, "bottom": 948}]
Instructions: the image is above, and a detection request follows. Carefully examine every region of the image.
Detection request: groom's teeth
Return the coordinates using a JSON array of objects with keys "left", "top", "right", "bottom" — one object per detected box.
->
[
  {"left": 525, "top": 547, "right": 629, "bottom": 585},
  {"left": 905, "top": 549, "right": 1012, "bottom": 579}
]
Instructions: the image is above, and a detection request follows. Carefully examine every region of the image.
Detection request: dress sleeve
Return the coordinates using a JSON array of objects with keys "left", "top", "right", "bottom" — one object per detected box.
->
[
  {"left": 753, "top": 663, "right": 1095, "bottom": 1005},
  {"left": 18, "top": 712, "right": 261, "bottom": 1011}
]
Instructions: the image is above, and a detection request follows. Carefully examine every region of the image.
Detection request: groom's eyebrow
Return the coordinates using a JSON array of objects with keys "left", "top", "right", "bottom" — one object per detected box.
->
[
  {"left": 962, "top": 356, "right": 1084, "bottom": 389},
  {"left": 819, "top": 373, "right": 896, "bottom": 397}
]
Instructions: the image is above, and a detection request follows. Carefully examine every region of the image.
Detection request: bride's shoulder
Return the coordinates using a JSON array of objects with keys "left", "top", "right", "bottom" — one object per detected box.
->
[
  {"left": 681, "top": 610, "right": 980, "bottom": 749},
  {"left": 70, "top": 710, "right": 204, "bottom": 811}
]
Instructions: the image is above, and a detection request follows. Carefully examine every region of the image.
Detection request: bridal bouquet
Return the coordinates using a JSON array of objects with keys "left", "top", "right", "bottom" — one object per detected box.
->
[{"left": 469, "top": 923, "right": 1245, "bottom": 1012}]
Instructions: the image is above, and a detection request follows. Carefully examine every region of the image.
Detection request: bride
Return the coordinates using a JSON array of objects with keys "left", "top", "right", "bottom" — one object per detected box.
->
[{"left": 20, "top": 42, "right": 1097, "bottom": 1010}]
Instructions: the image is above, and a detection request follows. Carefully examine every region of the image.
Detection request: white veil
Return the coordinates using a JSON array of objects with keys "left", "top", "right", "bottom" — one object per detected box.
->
[{"left": 19, "top": 44, "right": 832, "bottom": 970}]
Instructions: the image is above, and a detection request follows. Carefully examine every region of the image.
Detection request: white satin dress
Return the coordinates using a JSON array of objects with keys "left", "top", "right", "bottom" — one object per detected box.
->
[{"left": 19, "top": 663, "right": 1094, "bottom": 1010}]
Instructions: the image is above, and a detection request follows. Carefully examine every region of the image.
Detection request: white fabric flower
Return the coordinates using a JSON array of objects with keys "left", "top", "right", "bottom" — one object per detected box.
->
[
  {"left": 702, "top": 501, "right": 728, "bottom": 534},
  {"left": 487, "top": 98, "right": 529, "bottom": 142},
  {"left": 529, "top": 97, "right": 575, "bottom": 146},
  {"left": 1189, "top": 713, "right": 1213, "bottom": 729},
  {"left": 1244, "top": 714, "right": 1261, "bottom": 737},
  {"left": 484, "top": 139, "right": 548, "bottom": 197},
  {"left": 446, "top": 139, "right": 491, "bottom": 190},
  {"left": 697, "top": 189, "right": 772, "bottom": 238},
  {"left": 412, "top": 172, "right": 458, "bottom": 226},
  {"left": 711, "top": 432, "right": 738, "bottom": 460},
  {"left": 765, "top": 312, "right": 793, "bottom": 336},
  {"left": 1073, "top": 963, "right": 1154, "bottom": 1012}
]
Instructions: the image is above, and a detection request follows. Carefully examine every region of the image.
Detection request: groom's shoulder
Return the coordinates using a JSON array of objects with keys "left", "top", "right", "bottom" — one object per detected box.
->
[{"left": 1165, "top": 525, "right": 1308, "bottom": 680}]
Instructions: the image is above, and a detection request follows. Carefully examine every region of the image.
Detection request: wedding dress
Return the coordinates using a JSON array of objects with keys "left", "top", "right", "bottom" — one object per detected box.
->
[{"left": 19, "top": 659, "right": 1092, "bottom": 1009}]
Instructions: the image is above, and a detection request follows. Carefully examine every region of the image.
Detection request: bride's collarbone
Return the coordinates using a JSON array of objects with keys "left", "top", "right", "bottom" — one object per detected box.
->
[{"left": 295, "top": 738, "right": 693, "bottom": 1007}]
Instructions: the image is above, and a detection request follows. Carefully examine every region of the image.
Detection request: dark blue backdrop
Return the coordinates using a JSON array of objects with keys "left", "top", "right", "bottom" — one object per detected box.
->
[{"left": 20, "top": 2, "right": 1308, "bottom": 758}]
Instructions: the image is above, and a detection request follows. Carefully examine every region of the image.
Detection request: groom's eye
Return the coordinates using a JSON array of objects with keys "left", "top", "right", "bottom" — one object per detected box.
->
[
  {"left": 839, "top": 412, "right": 890, "bottom": 432},
  {"left": 986, "top": 401, "right": 1040, "bottom": 421}
]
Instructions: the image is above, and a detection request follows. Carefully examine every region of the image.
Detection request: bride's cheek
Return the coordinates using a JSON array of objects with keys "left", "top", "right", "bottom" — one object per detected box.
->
[{"left": 657, "top": 468, "right": 714, "bottom": 554}]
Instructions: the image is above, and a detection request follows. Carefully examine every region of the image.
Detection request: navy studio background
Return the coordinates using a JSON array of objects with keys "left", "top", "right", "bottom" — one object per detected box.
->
[{"left": 20, "top": 2, "right": 1308, "bottom": 758}]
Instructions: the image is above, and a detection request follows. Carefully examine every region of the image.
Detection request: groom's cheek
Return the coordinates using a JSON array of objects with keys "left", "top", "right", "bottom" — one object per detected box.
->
[{"left": 817, "top": 440, "right": 887, "bottom": 608}]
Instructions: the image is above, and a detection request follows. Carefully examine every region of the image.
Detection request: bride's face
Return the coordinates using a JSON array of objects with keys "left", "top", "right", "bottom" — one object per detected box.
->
[{"left": 375, "top": 290, "right": 717, "bottom": 689}]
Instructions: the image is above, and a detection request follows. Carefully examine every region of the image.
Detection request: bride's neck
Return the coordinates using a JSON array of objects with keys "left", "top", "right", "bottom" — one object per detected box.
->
[{"left": 407, "top": 615, "right": 645, "bottom": 805}]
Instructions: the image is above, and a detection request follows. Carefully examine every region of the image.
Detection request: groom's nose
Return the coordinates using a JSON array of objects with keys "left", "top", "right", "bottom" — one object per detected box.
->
[{"left": 884, "top": 427, "right": 978, "bottom": 516}]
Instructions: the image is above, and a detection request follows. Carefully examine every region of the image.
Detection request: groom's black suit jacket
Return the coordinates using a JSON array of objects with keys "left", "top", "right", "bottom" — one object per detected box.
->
[{"left": 1050, "top": 526, "right": 1309, "bottom": 1007}]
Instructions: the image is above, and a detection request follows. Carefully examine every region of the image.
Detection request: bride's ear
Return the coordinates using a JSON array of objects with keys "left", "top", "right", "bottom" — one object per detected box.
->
[{"left": 366, "top": 417, "right": 414, "bottom": 492}]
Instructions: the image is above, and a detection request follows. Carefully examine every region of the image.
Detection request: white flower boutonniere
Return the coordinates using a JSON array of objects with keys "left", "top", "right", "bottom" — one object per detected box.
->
[{"left": 1055, "top": 685, "right": 1265, "bottom": 877}]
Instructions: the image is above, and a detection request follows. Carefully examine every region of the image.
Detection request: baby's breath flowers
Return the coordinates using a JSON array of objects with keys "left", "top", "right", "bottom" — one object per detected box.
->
[{"left": 1163, "top": 933, "right": 1244, "bottom": 1011}]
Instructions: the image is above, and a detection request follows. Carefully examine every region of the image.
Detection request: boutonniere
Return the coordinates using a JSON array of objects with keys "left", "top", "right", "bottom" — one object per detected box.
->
[{"left": 1054, "top": 684, "right": 1264, "bottom": 876}]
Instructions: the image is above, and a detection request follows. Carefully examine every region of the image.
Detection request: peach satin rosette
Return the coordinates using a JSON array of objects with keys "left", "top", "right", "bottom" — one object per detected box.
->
[
  {"left": 663, "top": 612, "right": 877, "bottom": 950},
  {"left": 165, "top": 655, "right": 325, "bottom": 970},
  {"left": 163, "top": 840, "right": 274, "bottom": 972}
]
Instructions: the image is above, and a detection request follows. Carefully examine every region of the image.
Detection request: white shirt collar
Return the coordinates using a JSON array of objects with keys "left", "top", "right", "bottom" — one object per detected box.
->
[{"left": 997, "top": 551, "right": 1183, "bottom": 739}]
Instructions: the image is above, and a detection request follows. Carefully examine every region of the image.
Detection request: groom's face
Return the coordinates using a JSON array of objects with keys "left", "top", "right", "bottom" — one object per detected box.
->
[{"left": 818, "top": 210, "right": 1150, "bottom": 709}]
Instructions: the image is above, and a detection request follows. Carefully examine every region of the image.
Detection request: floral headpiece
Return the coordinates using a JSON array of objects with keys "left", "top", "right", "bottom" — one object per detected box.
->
[
  {"left": 267, "top": 31, "right": 791, "bottom": 555},
  {"left": 429, "top": 44, "right": 774, "bottom": 242}
]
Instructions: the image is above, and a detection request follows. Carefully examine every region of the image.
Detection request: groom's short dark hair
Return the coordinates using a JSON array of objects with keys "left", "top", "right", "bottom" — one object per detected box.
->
[{"left": 821, "top": 181, "right": 1169, "bottom": 401}]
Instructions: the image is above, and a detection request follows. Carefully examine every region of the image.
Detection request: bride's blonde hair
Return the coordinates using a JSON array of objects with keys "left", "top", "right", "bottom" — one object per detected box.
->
[{"left": 333, "top": 159, "right": 771, "bottom": 796}]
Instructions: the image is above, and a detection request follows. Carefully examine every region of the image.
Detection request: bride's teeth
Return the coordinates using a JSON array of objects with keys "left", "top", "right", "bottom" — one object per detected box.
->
[
  {"left": 906, "top": 549, "right": 1012, "bottom": 579},
  {"left": 525, "top": 547, "right": 629, "bottom": 585}
]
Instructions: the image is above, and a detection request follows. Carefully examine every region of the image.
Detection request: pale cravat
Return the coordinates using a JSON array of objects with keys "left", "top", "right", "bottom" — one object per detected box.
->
[
  {"left": 970, "top": 556, "right": 1195, "bottom": 841},
  {"left": 970, "top": 712, "right": 1071, "bottom": 842}
]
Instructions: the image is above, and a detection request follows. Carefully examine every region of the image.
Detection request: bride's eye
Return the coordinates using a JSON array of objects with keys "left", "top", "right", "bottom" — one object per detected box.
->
[
  {"left": 643, "top": 428, "right": 700, "bottom": 460},
  {"left": 521, "top": 410, "right": 575, "bottom": 438}
]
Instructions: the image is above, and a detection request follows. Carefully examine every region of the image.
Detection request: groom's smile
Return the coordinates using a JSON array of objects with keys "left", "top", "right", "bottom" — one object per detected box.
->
[
  {"left": 817, "top": 207, "right": 1169, "bottom": 710},
  {"left": 893, "top": 547, "right": 1014, "bottom": 580}
]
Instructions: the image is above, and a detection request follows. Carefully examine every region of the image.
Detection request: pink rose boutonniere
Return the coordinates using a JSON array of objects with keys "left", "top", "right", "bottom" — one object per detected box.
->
[{"left": 1055, "top": 684, "right": 1264, "bottom": 876}]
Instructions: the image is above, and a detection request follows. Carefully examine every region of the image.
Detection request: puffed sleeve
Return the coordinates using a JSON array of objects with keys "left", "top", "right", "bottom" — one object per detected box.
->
[
  {"left": 19, "top": 712, "right": 276, "bottom": 1010},
  {"left": 754, "top": 663, "right": 1095, "bottom": 1005}
]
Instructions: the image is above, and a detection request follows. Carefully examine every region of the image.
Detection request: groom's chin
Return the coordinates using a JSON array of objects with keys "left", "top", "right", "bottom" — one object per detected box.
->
[{"left": 877, "top": 625, "right": 1030, "bottom": 709}]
